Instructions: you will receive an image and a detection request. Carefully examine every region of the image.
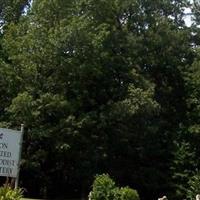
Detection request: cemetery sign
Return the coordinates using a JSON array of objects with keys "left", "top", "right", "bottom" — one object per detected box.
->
[{"left": 0, "top": 128, "right": 23, "bottom": 178}]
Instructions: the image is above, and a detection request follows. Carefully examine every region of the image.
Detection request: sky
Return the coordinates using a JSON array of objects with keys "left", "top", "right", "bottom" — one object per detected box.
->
[{"left": 184, "top": 8, "right": 193, "bottom": 26}]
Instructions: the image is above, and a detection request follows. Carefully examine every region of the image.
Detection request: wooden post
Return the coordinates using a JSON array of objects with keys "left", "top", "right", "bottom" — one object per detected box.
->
[
  {"left": 4, "top": 177, "right": 9, "bottom": 187},
  {"left": 14, "top": 124, "right": 24, "bottom": 189}
]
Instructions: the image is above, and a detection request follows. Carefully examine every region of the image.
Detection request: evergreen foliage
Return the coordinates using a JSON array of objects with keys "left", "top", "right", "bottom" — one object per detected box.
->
[{"left": 186, "top": 172, "right": 200, "bottom": 200}]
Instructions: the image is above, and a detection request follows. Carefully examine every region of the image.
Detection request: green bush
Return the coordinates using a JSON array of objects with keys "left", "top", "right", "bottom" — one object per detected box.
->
[
  {"left": 0, "top": 186, "right": 23, "bottom": 200},
  {"left": 90, "top": 174, "right": 140, "bottom": 200},
  {"left": 90, "top": 174, "right": 116, "bottom": 200},
  {"left": 186, "top": 172, "right": 200, "bottom": 200},
  {"left": 117, "top": 187, "right": 140, "bottom": 200}
]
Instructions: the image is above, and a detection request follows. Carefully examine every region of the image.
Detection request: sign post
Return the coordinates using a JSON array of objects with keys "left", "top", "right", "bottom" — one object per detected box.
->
[
  {"left": 0, "top": 125, "right": 24, "bottom": 188},
  {"left": 15, "top": 124, "right": 24, "bottom": 188}
]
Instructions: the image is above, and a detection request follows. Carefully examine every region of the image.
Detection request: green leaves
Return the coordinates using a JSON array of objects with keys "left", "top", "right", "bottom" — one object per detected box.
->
[
  {"left": 0, "top": 186, "right": 23, "bottom": 200},
  {"left": 0, "top": 0, "right": 197, "bottom": 199},
  {"left": 0, "top": 0, "right": 30, "bottom": 27},
  {"left": 7, "top": 92, "right": 36, "bottom": 124},
  {"left": 90, "top": 174, "right": 140, "bottom": 200},
  {"left": 187, "top": 172, "right": 200, "bottom": 200},
  {"left": 171, "top": 141, "right": 197, "bottom": 199}
]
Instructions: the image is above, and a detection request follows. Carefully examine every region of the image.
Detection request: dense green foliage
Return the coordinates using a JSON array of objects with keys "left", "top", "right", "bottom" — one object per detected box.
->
[
  {"left": 186, "top": 172, "right": 200, "bottom": 200},
  {"left": 90, "top": 174, "right": 116, "bottom": 200},
  {"left": 90, "top": 174, "right": 140, "bottom": 200},
  {"left": 0, "top": 186, "right": 23, "bottom": 200},
  {"left": 117, "top": 187, "right": 140, "bottom": 200},
  {"left": 0, "top": 0, "right": 200, "bottom": 199}
]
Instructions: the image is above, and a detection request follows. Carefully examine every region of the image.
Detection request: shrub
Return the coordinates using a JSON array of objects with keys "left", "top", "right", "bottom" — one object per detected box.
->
[
  {"left": 0, "top": 186, "right": 23, "bottom": 200},
  {"left": 90, "top": 174, "right": 116, "bottom": 200},
  {"left": 90, "top": 174, "right": 140, "bottom": 200},
  {"left": 186, "top": 172, "right": 200, "bottom": 200},
  {"left": 117, "top": 187, "right": 140, "bottom": 200}
]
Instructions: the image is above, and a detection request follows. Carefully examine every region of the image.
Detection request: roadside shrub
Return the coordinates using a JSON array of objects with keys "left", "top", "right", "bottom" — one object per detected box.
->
[
  {"left": 90, "top": 174, "right": 116, "bottom": 200},
  {"left": 0, "top": 186, "right": 23, "bottom": 200},
  {"left": 117, "top": 187, "right": 140, "bottom": 200},
  {"left": 90, "top": 174, "right": 140, "bottom": 200}
]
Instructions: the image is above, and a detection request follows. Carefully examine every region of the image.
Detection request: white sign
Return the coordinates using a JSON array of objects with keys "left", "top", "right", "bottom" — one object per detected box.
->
[{"left": 0, "top": 128, "right": 22, "bottom": 178}]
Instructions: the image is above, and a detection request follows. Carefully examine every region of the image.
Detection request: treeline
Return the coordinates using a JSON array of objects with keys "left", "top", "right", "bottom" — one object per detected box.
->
[{"left": 0, "top": 0, "right": 200, "bottom": 199}]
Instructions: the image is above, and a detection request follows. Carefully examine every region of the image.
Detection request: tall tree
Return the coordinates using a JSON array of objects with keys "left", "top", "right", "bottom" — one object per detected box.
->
[{"left": 0, "top": 0, "right": 196, "bottom": 199}]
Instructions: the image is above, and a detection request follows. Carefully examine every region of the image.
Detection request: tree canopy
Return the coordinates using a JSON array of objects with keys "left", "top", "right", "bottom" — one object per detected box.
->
[{"left": 0, "top": 0, "right": 199, "bottom": 200}]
